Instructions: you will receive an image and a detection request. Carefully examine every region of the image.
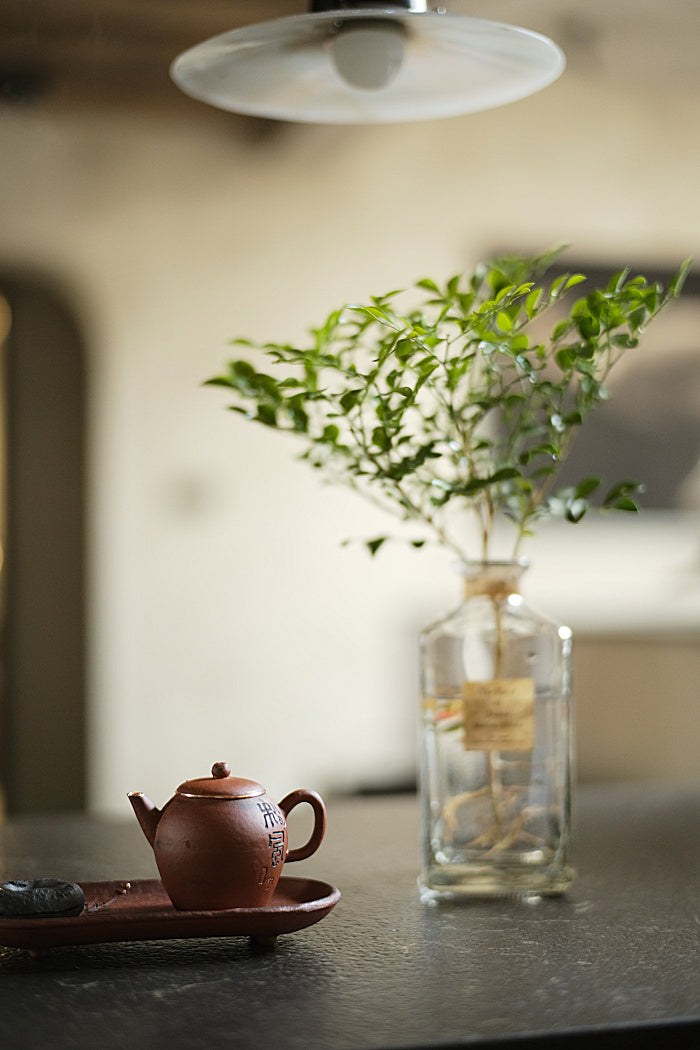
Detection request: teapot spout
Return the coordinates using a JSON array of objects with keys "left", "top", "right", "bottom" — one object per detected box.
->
[{"left": 127, "top": 792, "right": 161, "bottom": 848}]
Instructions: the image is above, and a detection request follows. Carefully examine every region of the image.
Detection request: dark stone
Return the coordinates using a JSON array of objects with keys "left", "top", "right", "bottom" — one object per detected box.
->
[{"left": 0, "top": 879, "right": 85, "bottom": 919}]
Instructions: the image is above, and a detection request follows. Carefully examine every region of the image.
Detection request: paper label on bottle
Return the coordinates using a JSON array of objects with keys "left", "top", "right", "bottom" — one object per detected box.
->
[{"left": 462, "top": 678, "right": 535, "bottom": 751}]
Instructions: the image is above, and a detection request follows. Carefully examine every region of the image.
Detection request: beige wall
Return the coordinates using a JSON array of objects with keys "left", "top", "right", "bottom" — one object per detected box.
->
[
  {"left": 575, "top": 635, "right": 700, "bottom": 784},
  {"left": 1, "top": 21, "right": 699, "bottom": 811}
]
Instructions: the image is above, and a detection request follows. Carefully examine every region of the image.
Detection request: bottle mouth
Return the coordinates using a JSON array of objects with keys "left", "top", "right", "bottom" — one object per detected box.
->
[
  {"left": 458, "top": 560, "right": 528, "bottom": 599},
  {"left": 455, "top": 557, "right": 529, "bottom": 573}
]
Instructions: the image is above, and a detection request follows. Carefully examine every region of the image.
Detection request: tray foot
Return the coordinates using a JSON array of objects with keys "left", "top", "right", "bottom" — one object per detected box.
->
[
  {"left": 250, "top": 934, "right": 278, "bottom": 950},
  {"left": 28, "top": 947, "right": 51, "bottom": 960}
]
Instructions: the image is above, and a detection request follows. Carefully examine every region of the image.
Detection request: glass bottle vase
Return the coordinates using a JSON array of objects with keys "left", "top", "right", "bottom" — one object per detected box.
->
[{"left": 419, "top": 560, "right": 574, "bottom": 900}]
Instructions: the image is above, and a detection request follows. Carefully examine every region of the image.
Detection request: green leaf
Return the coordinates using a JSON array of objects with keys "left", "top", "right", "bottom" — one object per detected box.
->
[
  {"left": 490, "top": 466, "right": 521, "bottom": 483},
  {"left": 611, "top": 333, "right": 638, "bottom": 349},
  {"left": 602, "top": 480, "right": 644, "bottom": 508},
  {"left": 203, "top": 375, "right": 233, "bottom": 388},
  {"left": 458, "top": 467, "right": 520, "bottom": 495},
  {"left": 555, "top": 346, "right": 575, "bottom": 370},
  {"left": 670, "top": 258, "right": 692, "bottom": 297},
  {"left": 607, "top": 269, "right": 629, "bottom": 294},
  {"left": 577, "top": 315, "right": 600, "bottom": 339},
  {"left": 371, "top": 290, "right": 403, "bottom": 303},
  {"left": 563, "top": 411, "right": 583, "bottom": 425},
  {"left": 372, "top": 426, "right": 390, "bottom": 451},
  {"left": 339, "top": 389, "right": 361, "bottom": 413},
  {"left": 232, "top": 359, "right": 256, "bottom": 379},
  {"left": 495, "top": 283, "right": 516, "bottom": 304},
  {"left": 520, "top": 443, "right": 559, "bottom": 464},
  {"left": 321, "top": 424, "right": 340, "bottom": 443},
  {"left": 574, "top": 476, "right": 601, "bottom": 499},
  {"left": 565, "top": 274, "right": 587, "bottom": 290},
  {"left": 612, "top": 497, "right": 640, "bottom": 513},
  {"left": 257, "top": 405, "right": 277, "bottom": 427},
  {"left": 395, "top": 338, "right": 415, "bottom": 361},
  {"left": 366, "top": 537, "right": 388, "bottom": 556},
  {"left": 525, "top": 288, "right": 541, "bottom": 318},
  {"left": 566, "top": 498, "right": 588, "bottom": 523}
]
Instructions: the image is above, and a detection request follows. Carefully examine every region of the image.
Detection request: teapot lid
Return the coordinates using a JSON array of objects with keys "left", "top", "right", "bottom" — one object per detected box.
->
[{"left": 176, "top": 762, "right": 265, "bottom": 799}]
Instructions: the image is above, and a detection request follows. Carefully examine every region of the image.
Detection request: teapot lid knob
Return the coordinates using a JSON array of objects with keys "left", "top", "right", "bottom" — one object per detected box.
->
[{"left": 176, "top": 764, "right": 264, "bottom": 798}]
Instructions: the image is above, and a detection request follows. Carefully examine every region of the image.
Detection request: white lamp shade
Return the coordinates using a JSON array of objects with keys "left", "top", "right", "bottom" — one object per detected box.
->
[{"left": 170, "top": 9, "right": 566, "bottom": 124}]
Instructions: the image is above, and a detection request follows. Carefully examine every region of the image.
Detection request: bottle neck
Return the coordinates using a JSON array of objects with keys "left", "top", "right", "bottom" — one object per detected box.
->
[{"left": 460, "top": 560, "right": 527, "bottom": 600}]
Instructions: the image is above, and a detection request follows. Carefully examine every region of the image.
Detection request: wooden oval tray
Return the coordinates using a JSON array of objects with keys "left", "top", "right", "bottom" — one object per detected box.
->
[{"left": 0, "top": 876, "right": 340, "bottom": 956}]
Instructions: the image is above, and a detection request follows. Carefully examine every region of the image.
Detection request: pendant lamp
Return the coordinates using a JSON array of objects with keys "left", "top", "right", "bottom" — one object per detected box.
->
[{"left": 170, "top": 1, "right": 565, "bottom": 125}]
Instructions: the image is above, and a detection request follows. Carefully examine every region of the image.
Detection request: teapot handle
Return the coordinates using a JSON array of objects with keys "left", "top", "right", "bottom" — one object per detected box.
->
[{"left": 278, "top": 789, "right": 327, "bottom": 863}]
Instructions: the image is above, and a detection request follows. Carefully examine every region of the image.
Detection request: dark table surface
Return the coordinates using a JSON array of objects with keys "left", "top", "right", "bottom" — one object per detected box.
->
[{"left": 1, "top": 783, "right": 699, "bottom": 1050}]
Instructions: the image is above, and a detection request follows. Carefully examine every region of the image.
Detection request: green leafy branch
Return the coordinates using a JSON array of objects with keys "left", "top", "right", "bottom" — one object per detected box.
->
[{"left": 206, "top": 248, "right": 691, "bottom": 561}]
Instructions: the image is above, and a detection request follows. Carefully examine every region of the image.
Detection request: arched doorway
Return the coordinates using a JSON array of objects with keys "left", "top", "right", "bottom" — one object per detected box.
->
[{"left": 0, "top": 273, "right": 86, "bottom": 814}]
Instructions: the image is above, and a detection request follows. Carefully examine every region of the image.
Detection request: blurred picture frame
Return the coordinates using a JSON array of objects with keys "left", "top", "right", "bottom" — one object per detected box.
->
[
  {"left": 550, "top": 260, "right": 700, "bottom": 513},
  {"left": 499, "top": 256, "right": 700, "bottom": 631}
]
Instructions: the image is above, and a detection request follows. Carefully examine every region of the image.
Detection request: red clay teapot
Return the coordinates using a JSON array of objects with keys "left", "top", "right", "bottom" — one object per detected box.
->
[{"left": 128, "top": 761, "right": 326, "bottom": 911}]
